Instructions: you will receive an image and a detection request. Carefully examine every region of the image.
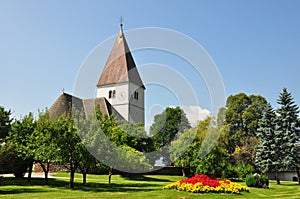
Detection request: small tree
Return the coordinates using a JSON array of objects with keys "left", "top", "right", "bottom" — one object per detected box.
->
[
  {"left": 78, "top": 109, "right": 153, "bottom": 184},
  {"left": 7, "top": 113, "right": 36, "bottom": 181},
  {"left": 169, "top": 128, "right": 197, "bottom": 176},
  {"left": 75, "top": 112, "right": 102, "bottom": 186},
  {"left": 32, "top": 112, "right": 58, "bottom": 185},
  {"left": 150, "top": 107, "right": 191, "bottom": 165},
  {"left": 54, "top": 114, "right": 82, "bottom": 189}
]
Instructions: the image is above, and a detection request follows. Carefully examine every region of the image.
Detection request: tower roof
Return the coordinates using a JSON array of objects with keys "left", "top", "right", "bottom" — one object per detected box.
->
[{"left": 97, "top": 24, "right": 145, "bottom": 88}]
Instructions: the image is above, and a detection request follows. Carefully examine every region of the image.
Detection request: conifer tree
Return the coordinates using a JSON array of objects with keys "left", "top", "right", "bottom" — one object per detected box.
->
[
  {"left": 276, "top": 88, "right": 300, "bottom": 184},
  {"left": 256, "top": 103, "right": 277, "bottom": 177}
]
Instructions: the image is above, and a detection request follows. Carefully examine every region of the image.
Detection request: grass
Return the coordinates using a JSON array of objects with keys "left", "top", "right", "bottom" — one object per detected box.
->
[{"left": 0, "top": 173, "right": 299, "bottom": 199}]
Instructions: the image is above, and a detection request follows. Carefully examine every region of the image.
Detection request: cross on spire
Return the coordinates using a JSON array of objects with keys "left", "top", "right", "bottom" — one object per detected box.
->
[{"left": 120, "top": 16, "right": 123, "bottom": 27}]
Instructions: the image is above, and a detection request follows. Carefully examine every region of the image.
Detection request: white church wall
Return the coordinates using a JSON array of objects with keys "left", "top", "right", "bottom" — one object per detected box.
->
[
  {"left": 97, "top": 82, "right": 145, "bottom": 123},
  {"left": 113, "top": 104, "right": 129, "bottom": 121},
  {"left": 129, "top": 82, "right": 144, "bottom": 109},
  {"left": 97, "top": 82, "right": 130, "bottom": 121},
  {"left": 97, "top": 83, "right": 129, "bottom": 105},
  {"left": 129, "top": 104, "right": 145, "bottom": 124}
]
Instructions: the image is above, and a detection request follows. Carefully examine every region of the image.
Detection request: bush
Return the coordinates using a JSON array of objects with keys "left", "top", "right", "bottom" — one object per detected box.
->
[
  {"left": 13, "top": 157, "right": 28, "bottom": 178},
  {"left": 222, "top": 164, "right": 238, "bottom": 179},
  {"left": 246, "top": 173, "right": 269, "bottom": 188},
  {"left": 246, "top": 174, "right": 258, "bottom": 187},
  {"left": 235, "top": 163, "right": 255, "bottom": 179},
  {"left": 0, "top": 144, "right": 28, "bottom": 178},
  {"left": 260, "top": 174, "right": 269, "bottom": 186}
]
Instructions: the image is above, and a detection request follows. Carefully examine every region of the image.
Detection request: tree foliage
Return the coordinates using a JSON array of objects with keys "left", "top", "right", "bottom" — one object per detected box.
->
[
  {"left": 255, "top": 88, "right": 300, "bottom": 184},
  {"left": 7, "top": 113, "right": 36, "bottom": 180},
  {"left": 275, "top": 88, "right": 300, "bottom": 184},
  {"left": 77, "top": 108, "right": 153, "bottom": 183},
  {"left": 223, "top": 93, "right": 267, "bottom": 166},
  {"left": 54, "top": 113, "right": 82, "bottom": 188},
  {"left": 150, "top": 107, "right": 191, "bottom": 165},
  {"left": 0, "top": 106, "right": 12, "bottom": 142},
  {"left": 169, "top": 115, "right": 231, "bottom": 178},
  {"left": 255, "top": 103, "right": 277, "bottom": 174}
]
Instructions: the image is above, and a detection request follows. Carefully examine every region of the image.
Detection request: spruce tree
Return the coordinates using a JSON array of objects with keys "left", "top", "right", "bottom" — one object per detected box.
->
[
  {"left": 256, "top": 103, "right": 277, "bottom": 175},
  {"left": 276, "top": 88, "right": 300, "bottom": 184}
]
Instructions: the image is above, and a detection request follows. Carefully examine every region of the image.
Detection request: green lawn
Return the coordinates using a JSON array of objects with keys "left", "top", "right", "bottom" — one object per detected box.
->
[{"left": 0, "top": 173, "right": 299, "bottom": 199}]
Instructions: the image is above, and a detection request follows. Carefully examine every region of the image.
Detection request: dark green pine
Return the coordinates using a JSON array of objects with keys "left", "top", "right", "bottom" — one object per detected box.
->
[
  {"left": 276, "top": 88, "right": 299, "bottom": 171},
  {"left": 256, "top": 103, "right": 277, "bottom": 173}
]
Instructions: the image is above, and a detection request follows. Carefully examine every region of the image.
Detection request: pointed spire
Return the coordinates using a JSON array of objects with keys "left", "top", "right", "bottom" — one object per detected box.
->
[
  {"left": 97, "top": 23, "right": 145, "bottom": 88},
  {"left": 119, "top": 16, "right": 124, "bottom": 38},
  {"left": 120, "top": 16, "right": 123, "bottom": 28}
]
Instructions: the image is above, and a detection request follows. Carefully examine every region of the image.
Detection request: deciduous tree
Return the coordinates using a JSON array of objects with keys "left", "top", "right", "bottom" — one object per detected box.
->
[
  {"left": 7, "top": 113, "right": 35, "bottom": 181},
  {"left": 32, "top": 112, "right": 58, "bottom": 185},
  {"left": 150, "top": 107, "right": 191, "bottom": 165},
  {"left": 223, "top": 93, "right": 267, "bottom": 165},
  {"left": 0, "top": 106, "right": 12, "bottom": 142}
]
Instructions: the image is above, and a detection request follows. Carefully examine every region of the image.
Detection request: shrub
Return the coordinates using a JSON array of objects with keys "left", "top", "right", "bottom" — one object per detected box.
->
[
  {"left": 246, "top": 174, "right": 258, "bottom": 187},
  {"left": 235, "top": 163, "right": 254, "bottom": 179},
  {"left": 0, "top": 144, "right": 28, "bottom": 178},
  {"left": 246, "top": 173, "right": 269, "bottom": 188},
  {"left": 222, "top": 164, "right": 238, "bottom": 179},
  {"left": 260, "top": 174, "right": 269, "bottom": 186}
]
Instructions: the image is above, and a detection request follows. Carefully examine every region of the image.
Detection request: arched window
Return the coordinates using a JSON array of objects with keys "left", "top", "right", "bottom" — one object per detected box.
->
[
  {"left": 134, "top": 91, "right": 139, "bottom": 100},
  {"left": 112, "top": 90, "right": 116, "bottom": 98},
  {"left": 108, "top": 90, "right": 112, "bottom": 99}
]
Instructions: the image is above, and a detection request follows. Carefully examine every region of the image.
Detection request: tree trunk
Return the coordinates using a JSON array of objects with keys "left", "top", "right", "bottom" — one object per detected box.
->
[
  {"left": 108, "top": 167, "right": 113, "bottom": 184},
  {"left": 27, "top": 159, "right": 34, "bottom": 182},
  {"left": 275, "top": 170, "right": 280, "bottom": 185},
  {"left": 69, "top": 161, "right": 79, "bottom": 189},
  {"left": 44, "top": 170, "right": 49, "bottom": 185},
  {"left": 82, "top": 172, "right": 87, "bottom": 186},
  {"left": 39, "top": 161, "right": 49, "bottom": 185},
  {"left": 296, "top": 168, "right": 300, "bottom": 185},
  {"left": 79, "top": 164, "right": 89, "bottom": 186},
  {"left": 69, "top": 169, "right": 75, "bottom": 189},
  {"left": 181, "top": 167, "right": 186, "bottom": 177}
]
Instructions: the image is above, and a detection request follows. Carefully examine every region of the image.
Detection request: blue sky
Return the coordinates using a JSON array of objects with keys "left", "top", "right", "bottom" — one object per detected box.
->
[{"left": 1, "top": 0, "right": 300, "bottom": 124}]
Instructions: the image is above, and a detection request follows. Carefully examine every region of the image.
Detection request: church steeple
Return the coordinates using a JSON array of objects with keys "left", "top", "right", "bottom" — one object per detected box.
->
[
  {"left": 96, "top": 23, "right": 145, "bottom": 124},
  {"left": 97, "top": 23, "right": 144, "bottom": 88},
  {"left": 120, "top": 16, "right": 123, "bottom": 33}
]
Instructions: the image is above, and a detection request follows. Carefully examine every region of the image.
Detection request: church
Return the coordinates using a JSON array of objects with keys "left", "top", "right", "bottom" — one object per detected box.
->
[{"left": 49, "top": 23, "right": 145, "bottom": 124}]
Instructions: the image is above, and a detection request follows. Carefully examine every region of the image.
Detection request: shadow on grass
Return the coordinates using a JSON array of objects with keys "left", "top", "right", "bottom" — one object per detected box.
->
[
  {"left": 272, "top": 182, "right": 300, "bottom": 187},
  {"left": 120, "top": 175, "right": 173, "bottom": 182},
  {"left": 0, "top": 177, "right": 162, "bottom": 195},
  {"left": 0, "top": 188, "right": 48, "bottom": 195}
]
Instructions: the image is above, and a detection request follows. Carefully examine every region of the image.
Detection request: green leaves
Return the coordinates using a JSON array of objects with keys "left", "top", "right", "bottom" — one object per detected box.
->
[
  {"left": 223, "top": 93, "right": 267, "bottom": 159},
  {"left": 0, "top": 106, "right": 12, "bottom": 141},
  {"left": 149, "top": 107, "right": 191, "bottom": 165},
  {"left": 7, "top": 112, "right": 35, "bottom": 159}
]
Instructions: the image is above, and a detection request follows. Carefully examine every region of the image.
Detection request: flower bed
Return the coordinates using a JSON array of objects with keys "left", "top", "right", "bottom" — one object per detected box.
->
[{"left": 163, "top": 174, "right": 250, "bottom": 194}]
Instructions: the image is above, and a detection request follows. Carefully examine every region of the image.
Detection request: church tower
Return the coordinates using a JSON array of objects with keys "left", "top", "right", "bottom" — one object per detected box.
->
[{"left": 96, "top": 23, "right": 145, "bottom": 124}]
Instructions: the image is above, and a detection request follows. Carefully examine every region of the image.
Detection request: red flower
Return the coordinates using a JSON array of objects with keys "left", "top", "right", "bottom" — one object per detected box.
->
[{"left": 180, "top": 174, "right": 227, "bottom": 188}]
